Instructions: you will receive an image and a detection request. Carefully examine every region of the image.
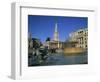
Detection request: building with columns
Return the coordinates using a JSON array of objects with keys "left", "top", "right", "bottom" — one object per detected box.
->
[{"left": 68, "top": 28, "right": 88, "bottom": 49}]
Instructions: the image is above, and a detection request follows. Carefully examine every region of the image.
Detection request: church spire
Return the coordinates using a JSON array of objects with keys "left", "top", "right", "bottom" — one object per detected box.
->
[
  {"left": 54, "top": 22, "right": 59, "bottom": 41},
  {"left": 55, "top": 22, "right": 58, "bottom": 32}
]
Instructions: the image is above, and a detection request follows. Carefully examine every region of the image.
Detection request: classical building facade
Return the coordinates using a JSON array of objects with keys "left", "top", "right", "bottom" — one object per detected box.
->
[{"left": 69, "top": 28, "right": 88, "bottom": 49}]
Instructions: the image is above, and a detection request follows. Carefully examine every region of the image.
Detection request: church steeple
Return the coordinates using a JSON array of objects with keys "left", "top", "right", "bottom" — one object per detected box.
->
[
  {"left": 54, "top": 22, "right": 59, "bottom": 41},
  {"left": 55, "top": 22, "right": 58, "bottom": 32}
]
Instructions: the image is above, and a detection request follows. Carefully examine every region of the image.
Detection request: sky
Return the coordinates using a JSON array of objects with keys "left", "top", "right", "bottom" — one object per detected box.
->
[{"left": 28, "top": 15, "right": 88, "bottom": 43}]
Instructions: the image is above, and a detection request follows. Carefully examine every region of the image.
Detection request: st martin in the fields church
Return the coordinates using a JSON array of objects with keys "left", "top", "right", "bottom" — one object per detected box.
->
[{"left": 43, "top": 22, "right": 64, "bottom": 53}]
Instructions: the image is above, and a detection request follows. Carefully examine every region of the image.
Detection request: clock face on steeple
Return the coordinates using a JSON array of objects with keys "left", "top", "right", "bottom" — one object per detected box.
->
[{"left": 28, "top": 15, "right": 88, "bottom": 67}]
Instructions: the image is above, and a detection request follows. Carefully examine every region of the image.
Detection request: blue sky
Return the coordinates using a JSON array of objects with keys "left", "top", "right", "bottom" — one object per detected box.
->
[{"left": 28, "top": 15, "right": 88, "bottom": 43}]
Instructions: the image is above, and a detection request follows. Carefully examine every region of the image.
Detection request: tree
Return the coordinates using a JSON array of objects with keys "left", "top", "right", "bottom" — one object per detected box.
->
[{"left": 46, "top": 37, "right": 51, "bottom": 42}]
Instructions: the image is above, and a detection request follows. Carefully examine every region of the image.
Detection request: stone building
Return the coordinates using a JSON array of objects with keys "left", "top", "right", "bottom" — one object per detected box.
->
[{"left": 69, "top": 28, "right": 88, "bottom": 49}]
